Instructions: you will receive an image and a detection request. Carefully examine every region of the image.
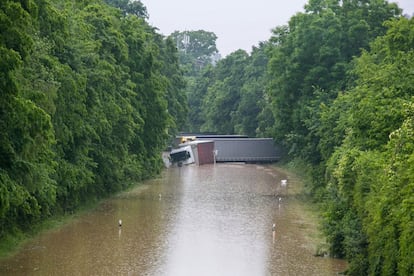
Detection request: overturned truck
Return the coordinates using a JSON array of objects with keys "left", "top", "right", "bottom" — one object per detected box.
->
[
  {"left": 170, "top": 137, "right": 281, "bottom": 166},
  {"left": 169, "top": 140, "right": 215, "bottom": 166}
]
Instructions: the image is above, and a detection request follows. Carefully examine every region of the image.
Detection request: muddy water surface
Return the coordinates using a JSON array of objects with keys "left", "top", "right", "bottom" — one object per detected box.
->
[{"left": 0, "top": 164, "right": 347, "bottom": 275}]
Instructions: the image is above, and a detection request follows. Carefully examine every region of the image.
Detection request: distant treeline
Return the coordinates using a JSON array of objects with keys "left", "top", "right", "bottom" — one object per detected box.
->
[
  {"left": 0, "top": 0, "right": 187, "bottom": 239},
  {"left": 183, "top": 1, "right": 414, "bottom": 275}
]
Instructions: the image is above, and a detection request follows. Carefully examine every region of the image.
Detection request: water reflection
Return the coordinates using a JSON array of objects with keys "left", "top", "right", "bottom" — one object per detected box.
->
[
  {"left": 162, "top": 165, "right": 268, "bottom": 276},
  {"left": 0, "top": 164, "right": 347, "bottom": 275}
]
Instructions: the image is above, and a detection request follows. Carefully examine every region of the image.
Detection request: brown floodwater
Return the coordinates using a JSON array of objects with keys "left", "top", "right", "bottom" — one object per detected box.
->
[{"left": 0, "top": 164, "right": 347, "bottom": 275}]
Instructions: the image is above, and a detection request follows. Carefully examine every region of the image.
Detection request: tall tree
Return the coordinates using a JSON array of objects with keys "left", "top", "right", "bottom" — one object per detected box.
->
[
  {"left": 186, "top": 65, "right": 215, "bottom": 132},
  {"left": 267, "top": 0, "right": 400, "bottom": 160},
  {"left": 0, "top": 0, "right": 57, "bottom": 233},
  {"left": 234, "top": 43, "right": 270, "bottom": 137},
  {"left": 321, "top": 17, "right": 414, "bottom": 274},
  {"left": 169, "top": 30, "right": 219, "bottom": 75},
  {"left": 104, "top": 0, "right": 148, "bottom": 18},
  {"left": 1, "top": 0, "right": 188, "bottom": 241},
  {"left": 201, "top": 50, "right": 248, "bottom": 134},
  {"left": 171, "top": 30, "right": 219, "bottom": 133}
]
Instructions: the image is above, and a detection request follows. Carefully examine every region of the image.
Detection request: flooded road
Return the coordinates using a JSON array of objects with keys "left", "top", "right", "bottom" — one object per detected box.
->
[{"left": 0, "top": 164, "right": 347, "bottom": 275}]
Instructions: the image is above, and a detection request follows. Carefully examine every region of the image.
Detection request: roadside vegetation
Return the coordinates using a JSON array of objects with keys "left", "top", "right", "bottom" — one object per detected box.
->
[
  {"left": 2, "top": 0, "right": 413, "bottom": 274},
  {"left": 183, "top": 1, "right": 413, "bottom": 275},
  {"left": 0, "top": 0, "right": 187, "bottom": 254}
]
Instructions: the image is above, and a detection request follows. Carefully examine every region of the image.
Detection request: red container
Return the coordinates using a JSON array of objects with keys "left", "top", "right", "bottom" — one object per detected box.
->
[{"left": 193, "top": 140, "right": 215, "bottom": 165}]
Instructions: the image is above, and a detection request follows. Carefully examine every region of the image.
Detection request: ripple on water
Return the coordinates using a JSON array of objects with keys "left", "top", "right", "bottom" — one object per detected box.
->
[{"left": 0, "top": 164, "right": 347, "bottom": 275}]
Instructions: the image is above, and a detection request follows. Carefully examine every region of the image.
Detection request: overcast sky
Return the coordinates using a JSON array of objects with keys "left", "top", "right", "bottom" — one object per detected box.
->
[{"left": 143, "top": 0, "right": 414, "bottom": 57}]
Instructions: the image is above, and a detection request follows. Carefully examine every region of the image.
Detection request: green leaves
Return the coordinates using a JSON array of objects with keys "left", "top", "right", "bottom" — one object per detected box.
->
[
  {"left": 187, "top": 44, "right": 270, "bottom": 136},
  {"left": 1, "top": 0, "right": 187, "bottom": 239},
  {"left": 264, "top": 2, "right": 412, "bottom": 274},
  {"left": 184, "top": 5, "right": 412, "bottom": 274},
  {"left": 268, "top": 0, "right": 400, "bottom": 159},
  {"left": 318, "top": 17, "right": 414, "bottom": 275},
  {"left": 170, "top": 30, "right": 219, "bottom": 73},
  {"left": 0, "top": 94, "right": 56, "bottom": 231}
]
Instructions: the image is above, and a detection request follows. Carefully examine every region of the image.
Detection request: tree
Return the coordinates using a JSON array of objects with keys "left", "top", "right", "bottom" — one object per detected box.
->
[
  {"left": 267, "top": 0, "right": 400, "bottom": 160},
  {"left": 0, "top": 0, "right": 57, "bottom": 234},
  {"left": 186, "top": 65, "right": 215, "bottom": 132},
  {"left": 169, "top": 30, "right": 219, "bottom": 75},
  {"left": 104, "top": 0, "right": 148, "bottom": 18},
  {"left": 234, "top": 43, "right": 270, "bottom": 137},
  {"left": 201, "top": 50, "right": 248, "bottom": 134},
  {"left": 1, "top": 0, "right": 188, "bottom": 241},
  {"left": 321, "top": 17, "right": 414, "bottom": 274}
]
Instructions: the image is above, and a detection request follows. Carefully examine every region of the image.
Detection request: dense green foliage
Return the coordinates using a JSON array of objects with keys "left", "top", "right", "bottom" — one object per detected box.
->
[
  {"left": 321, "top": 17, "right": 414, "bottom": 274},
  {"left": 0, "top": 0, "right": 187, "bottom": 240},
  {"left": 268, "top": 0, "right": 401, "bottom": 161},
  {"left": 168, "top": 30, "right": 219, "bottom": 132},
  {"left": 185, "top": 1, "right": 413, "bottom": 274},
  {"left": 187, "top": 43, "right": 271, "bottom": 135},
  {"left": 169, "top": 30, "right": 219, "bottom": 73},
  {"left": 2, "top": 0, "right": 413, "bottom": 273}
]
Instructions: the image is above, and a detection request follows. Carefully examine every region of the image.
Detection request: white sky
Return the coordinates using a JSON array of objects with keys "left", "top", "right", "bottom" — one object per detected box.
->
[{"left": 143, "top": 0, "right": 414, "bottom": 57}]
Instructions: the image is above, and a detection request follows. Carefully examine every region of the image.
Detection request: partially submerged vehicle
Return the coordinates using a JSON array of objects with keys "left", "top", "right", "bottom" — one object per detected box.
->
[
  {"left": 169, "top": 145, "right": 195, "bottom": 166},
  {"left": 169, "top": 140, "right": 215, "bottom": 166},
  {"left": 169, "top": 136, "right": 281, "bottom": 166}
]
